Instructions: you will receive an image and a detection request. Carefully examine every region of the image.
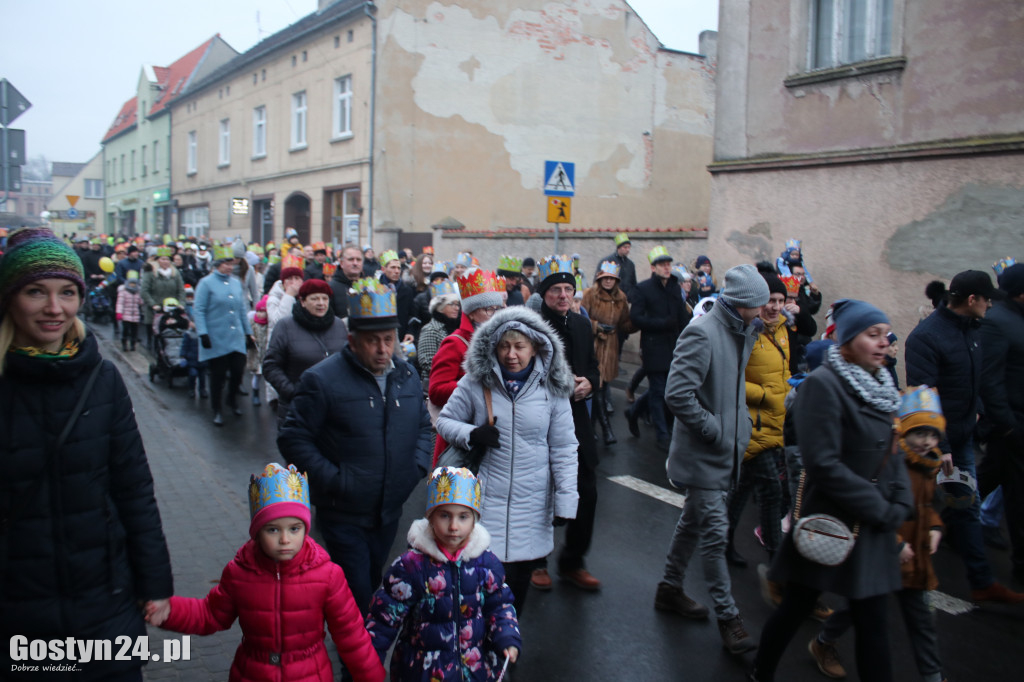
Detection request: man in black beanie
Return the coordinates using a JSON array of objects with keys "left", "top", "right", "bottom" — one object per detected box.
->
[{"left": 531, "top": 259, "right": 603, "bottom": 593}]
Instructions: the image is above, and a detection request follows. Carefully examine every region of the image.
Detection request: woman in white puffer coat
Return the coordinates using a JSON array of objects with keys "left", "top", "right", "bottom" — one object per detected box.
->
[{"left": 436, "top": 306, "right": 579, "bottom": 617}]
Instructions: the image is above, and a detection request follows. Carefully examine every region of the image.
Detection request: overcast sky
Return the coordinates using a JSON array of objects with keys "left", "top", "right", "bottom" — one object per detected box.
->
[{"left": 1, "top": 0, "right": 718, "bottom": 165}]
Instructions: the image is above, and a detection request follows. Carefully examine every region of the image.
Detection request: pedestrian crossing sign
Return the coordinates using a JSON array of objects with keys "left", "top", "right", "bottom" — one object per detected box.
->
[
  {"left": 544, "top": 161, "right": 575, "bottom": 197},
  {"left": 547, "top": 197, "right": 571, "bottom": 223}
]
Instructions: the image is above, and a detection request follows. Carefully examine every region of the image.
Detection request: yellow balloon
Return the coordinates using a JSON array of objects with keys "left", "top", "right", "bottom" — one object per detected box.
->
[{"left": 99, "top": 257, "right": 115, "bottom": 273}]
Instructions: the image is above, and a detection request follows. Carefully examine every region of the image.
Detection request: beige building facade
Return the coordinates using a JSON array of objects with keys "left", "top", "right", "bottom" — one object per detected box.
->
[
  {"left": 169, "top": 0, "right": 717, "bottom": 261},
  {"left": 45, "top": 154, "right": 105, "bottom": 237},
  {"left": 708, "top": 0, "right": 1024, "bottom": 342}
]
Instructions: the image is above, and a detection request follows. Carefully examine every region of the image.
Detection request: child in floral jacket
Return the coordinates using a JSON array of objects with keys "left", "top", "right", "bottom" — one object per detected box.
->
[{"left": 366, "top": 467, "right": 521, "bottom": 681}]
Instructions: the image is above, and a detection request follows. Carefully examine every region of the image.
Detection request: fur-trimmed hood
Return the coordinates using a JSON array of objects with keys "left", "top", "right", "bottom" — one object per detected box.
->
[
  {"left": 462, "top": 306, "right": 574, "bottom": 398},
  {"left": 407, "top": 517, "right": 492, "bottom": 564}
]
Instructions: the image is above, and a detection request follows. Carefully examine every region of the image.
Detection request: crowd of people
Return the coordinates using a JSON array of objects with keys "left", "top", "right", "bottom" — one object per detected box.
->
[{"left": 1, "top": 223, "right": 1022, "bottom": 681}]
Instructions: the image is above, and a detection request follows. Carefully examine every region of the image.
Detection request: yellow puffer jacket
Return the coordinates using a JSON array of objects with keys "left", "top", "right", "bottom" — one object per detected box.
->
[{"left": 744, "top": 319, "right": 792, "bottom": 459}]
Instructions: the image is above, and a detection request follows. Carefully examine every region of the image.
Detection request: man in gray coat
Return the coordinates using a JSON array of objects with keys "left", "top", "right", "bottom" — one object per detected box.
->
[{"left": 655, "top": 264, "right": 769, "bottom": 655}]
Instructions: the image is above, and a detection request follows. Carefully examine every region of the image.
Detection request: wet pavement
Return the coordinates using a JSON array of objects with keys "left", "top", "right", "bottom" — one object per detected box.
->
[{"left": 87, "top": 322, "right": 1024, "bottom": 681}]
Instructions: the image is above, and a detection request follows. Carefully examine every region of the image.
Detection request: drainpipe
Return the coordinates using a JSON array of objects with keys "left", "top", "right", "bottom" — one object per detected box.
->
[{"left": 364, "top": 1, "right": 378, "bottom": 246}]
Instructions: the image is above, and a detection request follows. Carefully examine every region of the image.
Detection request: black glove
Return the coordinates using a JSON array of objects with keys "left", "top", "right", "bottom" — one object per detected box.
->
[
  {"left": 552, "top": 516, "right": 569, "bottom": 527},
  {"left": 246, "top": 335, "right": 256, "bottom": 350},
  {"left": 468, "top": 418, "right": 500, "bottom": 449},
  {"left": 200, "top": 334, "right": 212, "bottom": 349}
]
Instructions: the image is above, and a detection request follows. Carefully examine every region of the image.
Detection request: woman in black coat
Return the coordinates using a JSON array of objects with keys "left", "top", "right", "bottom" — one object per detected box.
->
[
  {"left": 751, "top": 300, "right": 912, "bottom": 682},
  {"left": 0, "top": 227, "right": 173, "bottom": 681},
  {"left": 262, "top": 278, "right": 348, "bottom": 428}
]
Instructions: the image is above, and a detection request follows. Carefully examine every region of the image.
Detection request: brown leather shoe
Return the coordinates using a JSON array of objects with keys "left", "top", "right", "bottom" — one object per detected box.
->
[
  {"left": 718, "top": 616, "right": 757, "bottom": 654},
  {"left": 559, "top": 568, "right": 601, "bottom": 591},
  {"left": 971, "top": 581, "right": 1024, "bottom": 604},
  {"left": 808, "top": 636, "right": 847, "bottom": 679},
  {"left": 654, "top": 581, "right": 709, "bottom": 620},
  {"left": 529, "top": 568, "right": 552, "bottom": 591}
]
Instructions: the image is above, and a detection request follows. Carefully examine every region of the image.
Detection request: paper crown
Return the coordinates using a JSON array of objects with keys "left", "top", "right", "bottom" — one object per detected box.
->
[
  {"left": 281, "top": 251, "right": 305, "bottom": 270},
  {"left": 247, "top": 243, "right": 265, "bottom": 254},
  {"left": 785, "top": 238, "right": 802, "bottom": 252},
  {"left": 780, "top": 275, "right": 802, "bottom": 297},
  {"left": 400, "top": 340, "right": 417, "bottom": 359},
  {"left": 537, "top": 255, "right": 574, "bottom": 279},
  {"left": 648, "top": 246, "right": 672, "bottom": 264},
  {"left": 430, "top": 279, "right": 459, "bottom": 298},
  {"left": 423, "top": 245, "right": 434, "bottom": 255},
  {"left": 899, "top": 385, "right": 946, "bottom": 435},
  {"left": 454, "top": 252, "right": 474, "bottom": 267},
  {"left": 268, "top": 254, "right": 282, "bottom": 265},
  {"left": 312, "top": 241, "right": 326, "bottom": 252},
  {"left": 348, "top": 278, "right": 398, "bottom": 319},
  {"left": 672, "top": 265, "right": 691, "bottom": 282},
  {"left": 213, "top": 245, "right": 234, "bottom": 260},
  {"left": 248, "top": 463, "right": 310, "bottom": 521},
  {"left": 430, "top": 260, "right": 450, "bottom": 278},
  {"left": 597, "top": 260, "right": 621, "bottom": 279},
  {"left": 162, "top": 234, "right": 172, "bottom": 244},
  {"left": 322, "top": 262, "right": 336, "bottom": 277},
  {"left": 497, "top": 255, "right": 523, "bottom": 273},
  {"left": 456, "top": 268, "right": 505, "bottom": 299},
  {"left": 378, "top": 249, "right": 399, "bottom": 267},
  {"left": 575, "top": 273, "right": 585, "bottom": 291},
  {"left": 156, "top": 246, "right": 173, "bottom": 257},
  {"left": 614, "top": 232, "right": 631, "bottom": 247},
  {"left": 426, "top": 467, "right": 482, "bottom": 515},
  {"left": 994, "top": 257, "right": 1017, "bottom": 276},
  {"left": 265, "top": 241, "right": 276, "bottom": 250},
  {"left": 285, "top": 227, "right": 299, "bottom": 239}
]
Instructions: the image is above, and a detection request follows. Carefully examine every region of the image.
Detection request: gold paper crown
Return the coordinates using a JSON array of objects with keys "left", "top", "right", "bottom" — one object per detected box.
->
[
  {"left": 426, "top": 467, "right": 482, "bottom": 515},
  {"left": 379, "top": 249, "right": 400, "bottom": 267},
  {"left": 456, "top": 269, "right": 505, "bottom": 299},
  {"left": 348, "top": 277, "right": 398, "bottom": 319},
  {"left": 597, "top": 260, "right": 621, "bottom": 279}
]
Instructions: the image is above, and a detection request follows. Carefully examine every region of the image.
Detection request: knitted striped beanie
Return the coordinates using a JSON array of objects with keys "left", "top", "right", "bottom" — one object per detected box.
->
[{"left": 0, "top": 227, "right": 86, "bottom": 311}]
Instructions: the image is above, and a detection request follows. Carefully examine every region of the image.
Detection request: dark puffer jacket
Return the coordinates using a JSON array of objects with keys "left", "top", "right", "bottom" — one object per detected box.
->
[
  {"left": 1, "top": 334, "right": 173, "bottom": 680},
  {"left": 366, "top": 520, "right": 521, "bottom": 681},
  {"left": 278, "top": 347, "right": 432, "bottom": 528},
  {"left": 629, "top": 273, "right": 691, "bottom": 372},
  {"left": 905, "top": 303, "right": 982, "bottom": 452}
]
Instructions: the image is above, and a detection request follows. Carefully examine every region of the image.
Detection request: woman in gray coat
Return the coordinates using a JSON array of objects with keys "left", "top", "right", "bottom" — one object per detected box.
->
[
  {"left": 752, "top": 300, "right": 913, "bottom": 682},
  {"left": 436, "top": 306, "right": 578, "bottom": 617},
  {"left": 262, "top": 279, "right": 348, "bottom": 428},
  {"left": 140, "top": 253, "right": 186, "bottom": 346}
]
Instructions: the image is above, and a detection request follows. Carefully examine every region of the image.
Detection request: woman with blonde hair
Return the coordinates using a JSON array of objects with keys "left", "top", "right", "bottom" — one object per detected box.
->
[{"left": 0, "top": 227, "right": 172, "bottom": 681}]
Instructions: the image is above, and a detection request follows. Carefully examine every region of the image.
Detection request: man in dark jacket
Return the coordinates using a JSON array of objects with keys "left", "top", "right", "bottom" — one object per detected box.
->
[
  {"left": 114, "top": 244, "right": 144, "bottom": 284},
  {"left": 278, "top": 283, "right": 432, "bottom": 613},
  {"left": 594, "top": 232, "right": 637, "bottom": 296},
  {"left": 626, "top": 246, "right": 691, "bottom": 451},
  {"left": 906, "top": 270, "right": 1022, "bottom": 603},
  {"left": 534, "top": 258, "right": 603, "bottom": 592},
  {"left": 329, "top": 243, "right": 366, "bottom": 319},
  {"left": 978, "top": 263, "right": 1024, "bottom": 584},
  {"left": 304, "top": 247, "right": 328, "bottom": 280}
]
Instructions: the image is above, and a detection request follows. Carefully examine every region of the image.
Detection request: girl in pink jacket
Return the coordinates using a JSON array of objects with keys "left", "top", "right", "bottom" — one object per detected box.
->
[
  {"left": 146, "top": 463, "right": 385, "bottom": 682},
  {"left": 115, "top": 270, "right": 144, "bottom": 351}
]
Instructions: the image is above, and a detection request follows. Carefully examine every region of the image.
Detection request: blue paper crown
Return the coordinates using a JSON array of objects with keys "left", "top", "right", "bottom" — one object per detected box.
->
[
  {"left": 538, "top": 255, "right": 574, "bottom": 279},
  {"left": 347, "top": 278, "right": 398, "bottom": 319},
  {"left": 426, "top": 467, "right": 482, "bottom": 515},
  {"left": 430, "top": 279, "right": 459, "bottom": 298},
  {"left": 248, "top": 463, "right": 310, "bottom": 520},
  {"left": 899, "top": 385, "right": 944, "bottom": 420},
  {"left": 785, "top": 238, "right": 802, "bottom": 252},
  {"left": 430, "top": 260, "right": 450, "bottom": 277},
  {"left": 597, "top": 260, "right": 621, "bottom": 279},
  {"left": 672, "top": 265, "right": 691, "bottom": 282},
  {"left": 994, "top": 257, "right": 1017, "bottom": 277},
  {"left": 454, "top": 252, "right": 473, "bottom": 267}
]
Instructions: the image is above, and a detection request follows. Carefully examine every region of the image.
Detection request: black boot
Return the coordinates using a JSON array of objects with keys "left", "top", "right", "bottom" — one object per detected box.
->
[
  {"left": 726, "top": 529, "right": 747, "bottom": 568},
  {"left": 122, "top": 337, "right": 129, "bottom": 352},
  {"left": 597, "top": 388, "right": 617, "bottom": 445}
]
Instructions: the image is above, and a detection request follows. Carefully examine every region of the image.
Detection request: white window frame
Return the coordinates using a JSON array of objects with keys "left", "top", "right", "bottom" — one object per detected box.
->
[
  {"left": 332, "top": 75, "right": 353, "bottom": 140},
  {"left": 808, "top": 0, "right": 893, "bottom": 70},
  {"left": 291, "top": 91, "right": 307, "bottom": 150},
  {"left": 180, "top": 206, "right": 210, "bottom": 238},
  {"left": 153, "top": 140, "right": 159, "bottom": 174},
  {"left": 187, "top": 131, "right": 197, "bottom": 174},
  {"left": 219, "top": 119, "right": 231, "bottom": 167},
  {"left": 141, "top": 144, "right": 147, "bottom": 176},
  {"left": 130, "top": 150, "right": 136, "bottom": 179},
  {"left": 84, "top": 179, "right": 103, "bottom": 199},
  {"left": 253, "top": 106, "right": 267, "bottom": 158}
]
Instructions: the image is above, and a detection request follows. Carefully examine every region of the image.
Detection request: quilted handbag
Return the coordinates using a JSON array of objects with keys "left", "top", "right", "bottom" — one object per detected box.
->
[{"left": 436, "top": 385, "right": 493, "bottom": 475}]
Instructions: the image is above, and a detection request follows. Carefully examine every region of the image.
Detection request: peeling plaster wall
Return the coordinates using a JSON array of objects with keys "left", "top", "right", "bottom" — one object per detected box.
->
[
  {"left": 374, "top": 0, "right": 715, "bottom": 234},
  {"left": 706, "top": 154, "right": 1024, "bottom": 356}
]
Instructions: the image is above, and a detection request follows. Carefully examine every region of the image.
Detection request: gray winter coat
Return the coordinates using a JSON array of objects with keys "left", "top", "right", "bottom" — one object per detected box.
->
[
  {"left": 770, "top": 360, "right": 913, "bottom": 599},
  {"left": 263, "top": 313, "right": 348, "bottom": 419},
  {"left": 665, "top": 301, "right": 758, "bottom": 490},
  {"left": 436, "top": 306, "right": 579, "bottom": 563}
]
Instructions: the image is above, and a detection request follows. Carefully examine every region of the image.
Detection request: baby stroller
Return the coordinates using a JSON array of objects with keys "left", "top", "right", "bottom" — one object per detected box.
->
[
  {"left": 149, "top": 298, "right": 191, "bottom": 387},
  {"left": 86, "top": 280, "right": 115, "bottom": 324}
]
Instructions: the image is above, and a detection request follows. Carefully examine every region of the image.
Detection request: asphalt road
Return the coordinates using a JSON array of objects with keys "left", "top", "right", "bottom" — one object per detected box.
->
[{"left": 89, "top": 323, "right": 1024, "bottom": 681}]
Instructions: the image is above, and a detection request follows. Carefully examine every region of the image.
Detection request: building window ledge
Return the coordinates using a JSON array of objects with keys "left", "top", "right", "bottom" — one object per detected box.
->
[
  {"left": 217, "top": 162, "right": 230, "bottom": 169},
  {"left": 187, "top": 171, "right": 197, "bottom": 177},
  {"left": 289, "top": 143, "right": 308, "bottom": 153},
  {"left": 785, "top": 56, "right": 907, "bottom": 89},
  {"left": 252, "top": 154, "right": 266, "bottom": 161},
  {"left": 330, "top": 132, "right": 354, "bottom": 144}
]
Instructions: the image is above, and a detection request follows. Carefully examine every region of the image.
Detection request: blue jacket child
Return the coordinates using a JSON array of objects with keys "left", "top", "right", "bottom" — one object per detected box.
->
[{"left": 366, "top": 467, "right": 521, "bottom": 681}]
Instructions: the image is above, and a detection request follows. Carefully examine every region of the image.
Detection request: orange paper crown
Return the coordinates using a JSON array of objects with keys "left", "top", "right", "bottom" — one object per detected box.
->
[
  {"left": 282, "top": 252, "right": 305, "bottom": 270},
  {"left": 780, "top": 275, "right": 801, "bottom": 297},
  {"left": 456, "top": 269, "right": 505, "bottom": 300}
]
